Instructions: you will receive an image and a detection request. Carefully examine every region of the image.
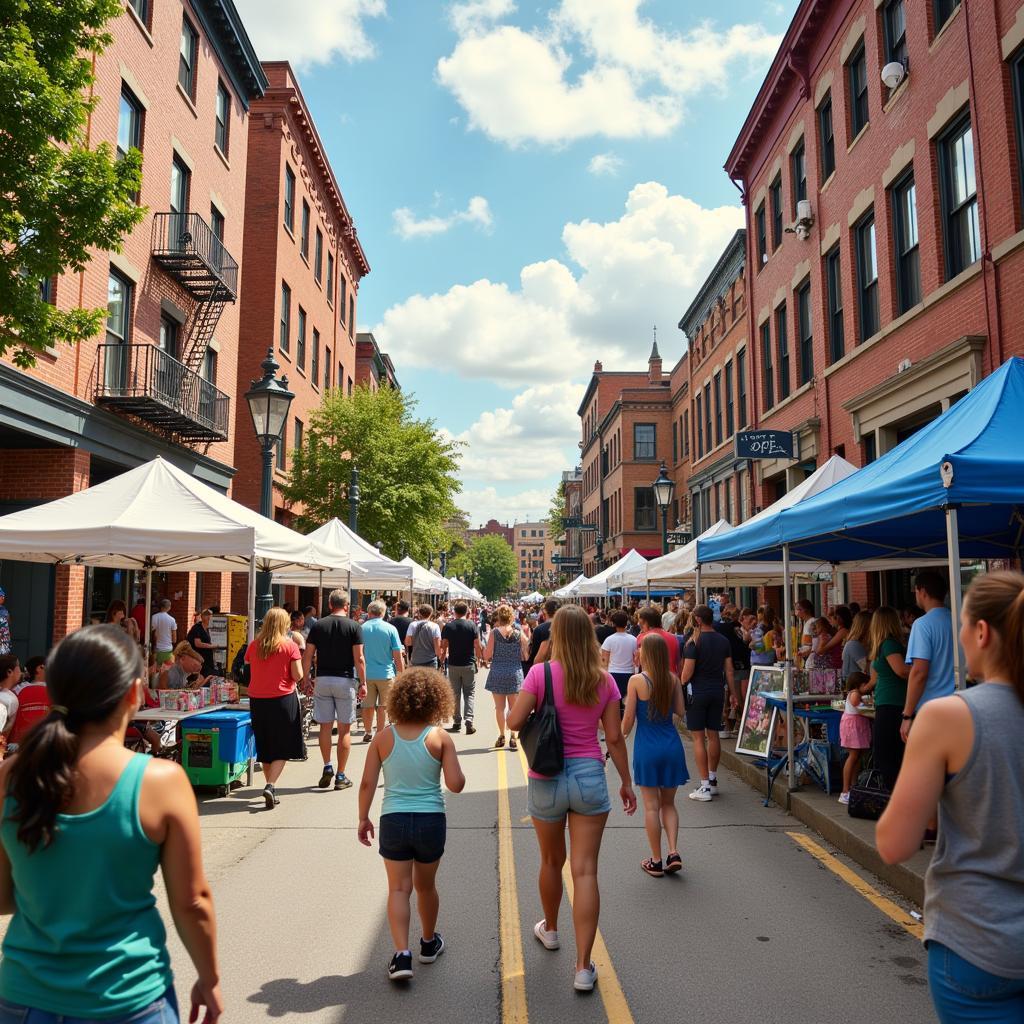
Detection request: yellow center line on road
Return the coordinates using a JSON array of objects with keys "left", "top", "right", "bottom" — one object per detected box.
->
[
  {"left": 514, "top": 744, "right": 636, "bottom": 1024},
  {"left": 497, "top": 750, "right": 530, "bottom": 1023},
  {"left": 786, "top": 831, "right": 924, "bottom": 939}
]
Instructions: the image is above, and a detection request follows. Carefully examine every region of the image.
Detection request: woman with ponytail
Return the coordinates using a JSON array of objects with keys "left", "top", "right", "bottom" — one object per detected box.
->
[
  {"left": 877, "top": 571, "right": 1024, "bottom": 1022},
  {"left": 0, "top": 625, "right": 221, "bottom": 1024}
]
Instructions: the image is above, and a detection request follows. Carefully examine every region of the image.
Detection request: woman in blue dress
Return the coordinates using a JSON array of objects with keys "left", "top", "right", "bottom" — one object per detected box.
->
[{"left": 622, "top": 633, "right": 689, "bottom": 877}]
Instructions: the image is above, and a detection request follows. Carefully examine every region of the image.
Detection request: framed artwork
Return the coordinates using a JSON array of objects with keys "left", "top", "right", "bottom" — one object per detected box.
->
[{"left": 736, "top": 665, "right": 786, "bottom": 757}]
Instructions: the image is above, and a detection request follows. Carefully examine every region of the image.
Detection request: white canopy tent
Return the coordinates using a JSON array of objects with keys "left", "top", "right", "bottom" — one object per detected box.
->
[
  {"left": 400, "top": 556, "right": 446, "bottom": 595},
  {"left": 573, "top": 549, "right": 650, "bottom": 598},
  {"left": 551, "top": 573, "right": 586, "bottom": 599},
  {"left": 521, "top": 591, "right": 545, "bottom": 604}
]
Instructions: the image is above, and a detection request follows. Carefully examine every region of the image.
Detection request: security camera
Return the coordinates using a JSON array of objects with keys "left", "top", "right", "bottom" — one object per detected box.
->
[{"left": 881, "top": 60, "right": 906, "bottom": 90}]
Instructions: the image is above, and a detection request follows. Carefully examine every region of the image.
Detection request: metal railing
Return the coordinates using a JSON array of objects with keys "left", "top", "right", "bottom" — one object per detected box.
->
[{"left": 151, "top": 212, "right": 238, "bottom": 298}]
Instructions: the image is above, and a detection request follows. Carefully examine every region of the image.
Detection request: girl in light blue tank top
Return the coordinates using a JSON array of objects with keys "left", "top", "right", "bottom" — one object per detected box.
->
[{"left": 358, "top": 667, "right": 465, "bottom": 982}]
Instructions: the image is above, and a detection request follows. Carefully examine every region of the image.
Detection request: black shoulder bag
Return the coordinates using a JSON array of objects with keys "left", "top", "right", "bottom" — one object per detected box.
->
[{"left": 519, "top": 662, "right": 564, "bottom": 776}]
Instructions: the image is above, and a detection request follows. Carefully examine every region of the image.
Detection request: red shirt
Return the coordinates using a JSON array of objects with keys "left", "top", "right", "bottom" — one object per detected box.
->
[
  {"left": 244, "top": 638, "right": 301, "bottom": 698},
  {"left": 640, "top": 627, "right": 680, "bottom": 674}
]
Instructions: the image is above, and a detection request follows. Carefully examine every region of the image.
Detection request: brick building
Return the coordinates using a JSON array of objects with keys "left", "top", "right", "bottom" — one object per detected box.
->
[
  {"left": 355, "top": 332, "right": 400, "bottom": 392},
  {"left": 233, "top": 61, "right": 370, "bottom": 534},
  {"left": 725, "top": 0, "right": 1024, "bottom": 605},
  {"left": 0, "top": 0, "right": 266, "bottom": 658},
  {"left": 556, "top": 467, "right": 584, "bottom": 583},
  {"left": 513, "top": 521, "right": 555, "bottom": 592},
  {"left": 468, "top": 519, "right": 515, "bottom": 547}
]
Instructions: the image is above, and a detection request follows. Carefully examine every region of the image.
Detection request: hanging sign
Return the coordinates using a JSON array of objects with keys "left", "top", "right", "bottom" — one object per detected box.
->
[{"left": 734, "top": 430, "right": 795, "bottom": 460}]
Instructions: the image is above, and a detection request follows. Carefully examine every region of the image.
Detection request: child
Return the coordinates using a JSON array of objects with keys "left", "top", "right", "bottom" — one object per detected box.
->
[
  {"left": 357, "top": 667, "right": 465, "bottom": 982},
  {"left": 621, "top": 634, "right": 689, "bottom": 877},
  {"left": 838, "top": 671, "right": 872, "bottom": 805}
]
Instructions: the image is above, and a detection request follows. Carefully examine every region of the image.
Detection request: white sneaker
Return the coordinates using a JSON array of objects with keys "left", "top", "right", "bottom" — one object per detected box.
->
[
  {"left": 534, "top": 920, "right": 560, "bottom": 950},
  {"left": 688, "top": 785, "right": 713, "bottom": 802},
  {"left": 838, "top": 792, "right": 850, "bottom": 805},
  {"left": 574, "top": 961, "right": 598, "bottom": 991}
]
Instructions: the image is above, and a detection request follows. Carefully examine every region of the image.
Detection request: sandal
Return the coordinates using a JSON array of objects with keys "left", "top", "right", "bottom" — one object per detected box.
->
[
  {"left": 664, "top": 852, "right": 682, "bottom": 874},
  {"left": 495, "top": 735, "right": 506, "bottom": 748},
  {"left": 508, "top": 736, "right": 518, "bottom": 751},
  {"left": 641, "top": 858, "right": 664, "bottom": 877}
]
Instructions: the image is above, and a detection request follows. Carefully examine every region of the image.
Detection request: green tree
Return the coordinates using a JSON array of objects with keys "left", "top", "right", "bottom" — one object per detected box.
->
[
  {"left": 466, "top": 534, "right": 518, "bottom": 600},
  {"left": 1, "top": 0, "right": 144, "bottom": 367},
  {"left": 544, "top": 479, "right": 567, "bottom": 542},
  {"left": 284, "top": 385, "right": 462, "bottom": 561}
]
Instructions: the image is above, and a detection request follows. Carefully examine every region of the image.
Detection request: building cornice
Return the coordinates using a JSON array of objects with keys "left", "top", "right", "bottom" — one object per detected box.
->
[
  {"left": 190, "top": 0, "right": 268, "bottom": 107},
  {"left": 678, "top": 230, "right": 747, "bottom": 339}
]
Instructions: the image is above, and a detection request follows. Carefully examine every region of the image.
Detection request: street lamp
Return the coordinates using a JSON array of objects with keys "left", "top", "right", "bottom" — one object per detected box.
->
[
  {"left": 652, "top": 461, "right": 675, "bottom": 556},
  {"left": 245, "top": 348, "right": 294, "bottom": 622},
  {"left": 595, "top": 533, "right": 604, "bottom": 573},
  {"left": 348, "top": 463, "right": 360, "bottom": 533}
]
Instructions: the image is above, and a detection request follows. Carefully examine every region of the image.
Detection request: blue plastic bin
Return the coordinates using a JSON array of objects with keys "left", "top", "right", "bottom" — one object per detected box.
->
[{"left": 191, "top": 709, "right": 254, "bottom": 764}]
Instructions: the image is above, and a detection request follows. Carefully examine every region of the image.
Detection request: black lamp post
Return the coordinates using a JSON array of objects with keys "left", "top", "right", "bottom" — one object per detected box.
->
[
  {"left": 348, "top": 463, "right": 360, "bottom": 533},
  {"left": 245, "top": 348, "right": 295, "bottom": 623},
  {"left": 595, "top": 533, "right": 604, "bottom": 573},
  {"left": 652, "top": 461, "right": 675, "bottom": 556},
  {"left": 439, "top": 550, "right": 448, "bottom": 575}
]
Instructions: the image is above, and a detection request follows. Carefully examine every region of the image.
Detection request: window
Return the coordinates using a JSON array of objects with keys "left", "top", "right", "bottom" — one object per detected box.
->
[
  {"left": 300, "top": 201, "right": 310, "bottom": 260},
  {"left": 939, "top": 115, "right": 980, "bottom": 279},
  {"left": 797, "top": 282, "right": 813, "bottom": 385},
  {"left": 297, "top": 307, "right": 306, "bottom": 370},
  {"left": 761, "top": 320, "right": 774, "bottom": 410},
  {"left": 327, "top": 252, "right": 334, "bottom": 304},
  {"left": 776, "top": 304, "right": 790, "bottom": 400},
  {"left": 892, "top": 172, "right": 921, "bottom": 312},
  {"left": 127, "top": 0, "right": 148, "bottom": 25},
  {"left": 215, "top": 81, "right": 230, "bottom": 155},
  {"left": 118, "top": 87, "right": 142, "bottom": 161},
  {"left": 934, "top": 0, "right": 958, "bottom": 33},
  {"left": 672, "top": 422, "right": 678, "bottom": 462},
  {"left": 178, "top": 18, "right": 198, "bottom": 98},
  {"left": 848, "top": 43, "right": 869, "bottom": 137},
  {"left": 284, "top": 165, "right": 295, "bottom": 232},
  {"left": 884, "top": 1, "right": 907, "bottom": 69},
  {"left": 294, "top": 418, "right": 304, "bottom": 453},
  {"left": 347, "top": 376, "right": 353, "bottom": 396},
  {"left": 158, "top": 314, "right": 179, "bottom": 358},
  {"left": 324, "top": 346, "right": 331, "bottom": 390},
  {"left": 725, "top": 361, "right": 734, "bottom": 437},
  {"left": 695, "top": 393, "right": 704, "bottom": 458},
  {"left": 633, "top": 423, "right": 656, "bottom": 460},
  {"left": 825, "top": 246, "right": 845, "bottom": 363},
  {"left": 349, "top": 296, "right": 355, "bottom": 336},
  {"left": 312, "top": 329, "right": 320, "bottom": 385},
  {"left": 279, "top": 281, "right": 291, "bottom": 353},
  {"left": 210, "top": 205, "right": 225, "bottom": 245},
  {"left": 704, "top": 383, "right": 712, "bottom": 454},
  {"left": 713, "top": 373, "right": 723, "bottom": 446},
  {"left": 170, "top": 155, "right": 189, "bottom": 215},
  {"left": 634, "top": 488, "right": 656, "bottom": 530},
  {"left": 818, "top": 92, "right": 836, "bottom": 180},
  {"left": 770, "top": 174, "right": 783, "bottom": 250},
  {"left": 106, "top": 271, "right": 132, "bottom": 344},
  {"left": 737, "top": 349, "right": 747, "bottom": 428},
  {"left": 755, "top": 203, "right": 767, "bottom": 266},
  {"left": 339, "top": 277, "right": 347, "bottom": 322},
  {"left": 314, "top": 228, "right": 323, "bottom": 283},
  {"left": 791, "top": 140, "right": 807, "bottom": 213},
  {"left": 276, "top": 422, "right": 286, "bottom": 470},
  {"left": 856, "top": 212, "right": 880, "bottom": 339},
  {"left": 683, "top": 409, "right": 690, "bottom": 456}
]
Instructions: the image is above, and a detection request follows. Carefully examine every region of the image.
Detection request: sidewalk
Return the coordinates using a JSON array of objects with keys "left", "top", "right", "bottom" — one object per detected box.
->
[{"left": 712, "top": 733, "right": 932, "bottom": 906}]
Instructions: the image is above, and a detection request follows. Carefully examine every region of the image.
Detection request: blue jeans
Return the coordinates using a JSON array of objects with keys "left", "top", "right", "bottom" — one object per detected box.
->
[
  {"left": 928, "top": 942, "right": 1024, "bottom": 1023},
  {"left": 0, "top": 989, "right": 178, "bottom": 1024},
  {"left": 527, "top": 757, "right": 611, "bottom": 821}
]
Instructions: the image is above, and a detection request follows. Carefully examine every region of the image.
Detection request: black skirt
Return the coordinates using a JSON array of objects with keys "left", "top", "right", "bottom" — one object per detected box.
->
[{"left": 250, "top": 691, "right": 305, "bottom": 763}]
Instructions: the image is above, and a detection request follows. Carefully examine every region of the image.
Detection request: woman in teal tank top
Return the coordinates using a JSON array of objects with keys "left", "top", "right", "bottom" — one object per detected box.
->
[
  {"left": 0, "top": 626, "right": 221, "bottom": 1023},
  {"left": 358, "top": 667, "right": 465, "bottom": 983}
]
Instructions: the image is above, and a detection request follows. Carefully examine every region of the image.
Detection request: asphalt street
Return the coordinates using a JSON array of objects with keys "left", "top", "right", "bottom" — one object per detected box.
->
[{"left": 139, "top": 666, "right": 937, "bottom": 1024}]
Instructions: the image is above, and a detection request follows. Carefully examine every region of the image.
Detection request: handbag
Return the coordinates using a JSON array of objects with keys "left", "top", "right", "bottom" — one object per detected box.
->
[
  {"left": 518, "top": 662, "right": 564, "bottom": 776},
  {"left": 847, "top": 767, "right": 891, "bottom": 821}
]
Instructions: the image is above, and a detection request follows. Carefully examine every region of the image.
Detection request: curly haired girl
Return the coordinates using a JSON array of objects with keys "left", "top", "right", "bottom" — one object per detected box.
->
[{"left": 357, "top": 668, "right": 465, "bottom": 983}]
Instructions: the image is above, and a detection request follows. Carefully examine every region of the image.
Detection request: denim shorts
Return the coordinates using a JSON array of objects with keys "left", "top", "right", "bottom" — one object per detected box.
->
[
  {"left": 313, "top": 675, "right": 357, "bottom": 725},
  {"left": 927, "top": 941, "right": 1024, "bottom": 1023},
  {"left": 0, "top": 987, "right": 178, "bottom": 1024},
  {"left": 527, "top": 757, "right": 611, "bottom": 822},
  {"left": 379, "top": 812, "right": 447, "bottom": 862}
]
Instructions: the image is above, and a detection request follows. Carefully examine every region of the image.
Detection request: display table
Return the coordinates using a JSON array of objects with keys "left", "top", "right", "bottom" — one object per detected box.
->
[
  {"left": 760, "top": 693, "right": 843, "bottom": 804},
  {"left": 133, "top": 702, "right": 236, "bottom": 723}
]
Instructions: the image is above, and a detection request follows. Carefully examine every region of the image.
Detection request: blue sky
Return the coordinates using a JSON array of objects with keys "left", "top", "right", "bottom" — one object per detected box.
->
[{"left": 236, "top": 0, "right": 798, "bottom": 527}]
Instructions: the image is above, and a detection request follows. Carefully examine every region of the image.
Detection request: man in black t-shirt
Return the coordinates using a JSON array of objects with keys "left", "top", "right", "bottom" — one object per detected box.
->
[
  {"left": 302, "top": 590, "right": 365, "bottom": 791},
  {"left": 389, "top": 599, "right": 413, "bottom": 645},
  {"left": 682, "top": 605, "right": 737, "bottom": 802},
  {"left": 527, "top": 599, "right": 559, "bottom": 666},
  {"left": 186, "top": 609, "right": 218, "bottom": 676},
  {"left": 441, "top": 602, "right": 483, "bottom": 734},
  {"left": 715, "top": 609, "right": 750, "bottom": 737}
]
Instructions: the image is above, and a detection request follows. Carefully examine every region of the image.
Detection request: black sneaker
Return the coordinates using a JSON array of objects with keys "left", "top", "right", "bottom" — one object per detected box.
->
[
  {"left": 465, "top": 723, "right": 476, "bottom": 735},
  {"left": 419, "top": 933, "right": 445, "bottom": 963},
  {"left": 709, "top": 777, "right": 719, "bottom": 789},
  {"left": 334, "top": 772, "right": 353, "bottom": 790},
  {"left": 262, "top": 785, "right": 278, "bottom": 809},
  {"left": 388, "top": 951, "right": 413, "bottom": 981},
  {"left": 317, "top": 765, "right": 334, "bottom": 789},
  {"left": 448, "top": 723, "right": 462, "bottom": 733}
]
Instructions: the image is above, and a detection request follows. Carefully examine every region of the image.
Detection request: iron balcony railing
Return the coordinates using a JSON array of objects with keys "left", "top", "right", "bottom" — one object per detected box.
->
[
  {"left": 150, "top": 212, "right": 238, "bottom": 300},
  {"left": 95, "top": 343, "right": 229, "bottom": 442}
]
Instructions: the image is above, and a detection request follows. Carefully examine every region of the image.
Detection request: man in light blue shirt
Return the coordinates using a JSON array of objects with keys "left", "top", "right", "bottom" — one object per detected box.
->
[
  {"left": 903, "top": 570, "right": 961, "bottom": 742},
  {"left": 360, "top": 600, "right": 404, "bottom": 741}
]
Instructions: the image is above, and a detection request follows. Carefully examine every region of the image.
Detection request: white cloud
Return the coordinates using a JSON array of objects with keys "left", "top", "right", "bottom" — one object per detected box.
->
[
  {"left": 588, "top": 152, "right": 623, "bottom": 176},
  {"left": 392, "top": 195, "right": 494, "bottom": 240},
  {"left": 460, "top": 486, "right": 554, "bottom": 525},
  {"left": 235, "top": 0, "right": 386, "bottom": 68},
  {"left": 437, "top": 0, "right": 780, "bottom": 146}
]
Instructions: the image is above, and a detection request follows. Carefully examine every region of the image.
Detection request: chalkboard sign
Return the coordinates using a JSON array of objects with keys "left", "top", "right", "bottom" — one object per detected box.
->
[{"left": 734, "top": 430, "right": 794, "bottom": 460}]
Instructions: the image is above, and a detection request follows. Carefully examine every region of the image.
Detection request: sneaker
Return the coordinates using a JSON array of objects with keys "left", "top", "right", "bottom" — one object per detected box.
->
[
  {"left": 534, "top": 920, "right": 560, "bottom": 950},
  {"left": 718, "top": 729, "right": 731, "bottom": 739},
  {"left": 448, "top": 723, "right": 462, "bottom": 733},
  {"left": 262, "top": 784, "right": 278, "bottom": 809},
  {"left": 317, "top": 765, "right": 334, "bottom": 789},
  {"left": 838, "top": 792, "right": 850, "bottom": 805},
  {"left": 334, "top": 773, "right": 353, "bottom": 791},
  {"left": 573, "top": 961, "right": 598, "bottom": 992},
  {"left": 419, "top": 933, "right": 445, "bottom": 963},
  {"left": 688, "top": 785, "right": 713, "bottom": 802},
  {"left": 362, "top": 732, "right": 373, "bottom": 743},
  {"left": 388, "top": 951, "right": 413, "bottom": 981},
  {"left": 708, "top": 777, "right": 719, "bottom": 789},
  {"left": 465, "top": 723, "right": 476, "bottom": 735}
]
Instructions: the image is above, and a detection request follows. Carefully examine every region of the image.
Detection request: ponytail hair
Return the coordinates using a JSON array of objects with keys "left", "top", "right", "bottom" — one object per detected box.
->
[
  {"left": 962, "top": 570, "right": 1024, "bottom": 704},
  {"left": 7, "top": 625, "right": 143, "bottom": 852}
]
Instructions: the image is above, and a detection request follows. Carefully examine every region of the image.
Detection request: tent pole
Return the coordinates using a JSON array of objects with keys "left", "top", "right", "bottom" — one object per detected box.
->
[
  {"left": 783, "top": 544, "right": 795, "bottom": 794},
  {"left": 247, "top": 556, "right": 256, "bottom": 644},
  {"left": 143, "top": 568, "right": 152, "bottom": 664},
  {"left": 694, "top": 565, "right": 701, "bottom": 605},
  {"left": 945, "top": 507, "right": 965, "bottom": 690},
  {"left": 318, "top": 569, "right": 324, "bottom": 617}
]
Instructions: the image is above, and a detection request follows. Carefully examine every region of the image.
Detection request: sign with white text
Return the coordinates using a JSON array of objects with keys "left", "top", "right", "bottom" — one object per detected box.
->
[{"left": 734, "top": 430, "right": 795, "bottom": 460}]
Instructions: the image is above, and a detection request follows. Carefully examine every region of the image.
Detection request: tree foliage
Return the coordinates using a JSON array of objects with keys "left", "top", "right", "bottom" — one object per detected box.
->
[
  {"left": 463, "top": 534, "right": 518, "bottom": 600},
  {"left": 545, "top": 479, "right": 567, "bottom": 542},
  {"left": 0, "top": 0, "right": 144, "bottom": 367},
  {"left": 284, "top": 385, "right": 462, "bottom": 562}
]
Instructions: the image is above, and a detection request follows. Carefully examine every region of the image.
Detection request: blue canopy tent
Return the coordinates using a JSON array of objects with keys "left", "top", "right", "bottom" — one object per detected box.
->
[{"left": 697, "top": 356, "right": 1024, "bottom": 783}]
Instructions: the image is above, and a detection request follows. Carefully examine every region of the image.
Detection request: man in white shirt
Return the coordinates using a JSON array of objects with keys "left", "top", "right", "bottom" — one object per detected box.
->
[
  {"left": 601, "top": 610, "right": 638, "bottom": 713},
  {"left": 151, "top": 598, "right": 177, "bottom": 665},
  {"left": 661, "top": 599, "right": 679, "bottom": 631}
]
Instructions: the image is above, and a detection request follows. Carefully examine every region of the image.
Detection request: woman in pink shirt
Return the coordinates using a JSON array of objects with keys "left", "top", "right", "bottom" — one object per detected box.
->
[{"left": 507, "top": 605, "right": 636, "bottom": 993}]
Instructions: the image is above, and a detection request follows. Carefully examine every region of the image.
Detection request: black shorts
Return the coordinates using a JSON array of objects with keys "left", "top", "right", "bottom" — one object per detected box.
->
[
  {"left": 379, "top": 812, "right": 447, "bottom": 863},
  {"left": 686, "top": 690, "right": 724, "bottom": 732}
]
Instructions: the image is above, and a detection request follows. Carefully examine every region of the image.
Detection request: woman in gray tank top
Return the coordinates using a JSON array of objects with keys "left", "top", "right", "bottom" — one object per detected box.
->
[{"left": 877, "top": 571, "right": 1024, "bottom": 1022}]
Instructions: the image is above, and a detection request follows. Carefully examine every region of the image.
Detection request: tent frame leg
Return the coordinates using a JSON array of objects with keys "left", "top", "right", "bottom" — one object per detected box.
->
[
  {"left": 945, "top": 507, "right": 965, "bottom": 689},
  {"left": 783, "top": 544, "right": 796, "bottom": 796},
  {"left": 143, "top": 568, "right": 153, "bottom": 665},
  {"left": 247, "top": 556, "right": 256, "bottom": 644}
]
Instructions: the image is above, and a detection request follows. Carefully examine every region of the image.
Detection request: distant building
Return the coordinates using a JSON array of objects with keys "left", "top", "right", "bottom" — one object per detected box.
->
[
  {"left": 513, "top": 521, "right": 554, "bottom": 592},
  {"left": 355, "top": 332, "right": 400, "bottom": 391},
  {"left": 468, "top": 519, "right": 515, "bottom": 547}
]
